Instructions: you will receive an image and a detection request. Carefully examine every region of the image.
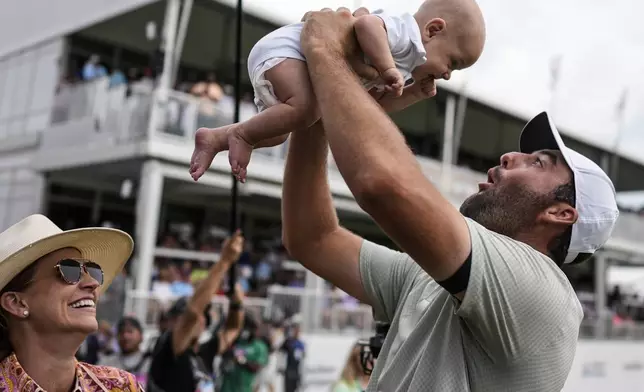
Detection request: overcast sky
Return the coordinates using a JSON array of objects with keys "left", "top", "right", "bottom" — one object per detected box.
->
[{"left": 229, "top": 0, "right": 644, "bottom": 163}]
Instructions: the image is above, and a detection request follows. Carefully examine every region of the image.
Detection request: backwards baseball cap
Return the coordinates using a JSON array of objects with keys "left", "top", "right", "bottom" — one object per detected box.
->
[{"left": 519, "top": 111, "right": 619, "bottom": 264}]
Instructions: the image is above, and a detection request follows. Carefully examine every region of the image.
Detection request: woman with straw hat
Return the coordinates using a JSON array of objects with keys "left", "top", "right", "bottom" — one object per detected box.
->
[{"left": 0, "top": 214, "right": 143, "bottom": 391}]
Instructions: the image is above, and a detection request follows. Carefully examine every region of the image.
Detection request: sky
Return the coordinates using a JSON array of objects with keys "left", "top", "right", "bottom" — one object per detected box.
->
[{"left": 225, "top": 0, "right": 644, "bottom": 164}]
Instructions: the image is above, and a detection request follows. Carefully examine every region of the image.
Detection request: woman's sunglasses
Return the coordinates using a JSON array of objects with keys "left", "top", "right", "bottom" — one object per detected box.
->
[{"left": 55, "top": 259, "right": 104, "bottom": 286}]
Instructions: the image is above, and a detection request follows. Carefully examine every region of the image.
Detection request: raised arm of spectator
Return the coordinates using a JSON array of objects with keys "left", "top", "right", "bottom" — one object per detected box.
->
[
  {"left": 217, "top": 283, "right": 246, "bottom": 355},
  {"left": 172, "top": 231, "right": 244, "bottom": 356}
]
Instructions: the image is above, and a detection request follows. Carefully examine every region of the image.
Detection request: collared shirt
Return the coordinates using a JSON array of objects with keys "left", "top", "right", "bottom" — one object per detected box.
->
[
  {"left": 0, "top": 352, "right": 144, "bottom": 391},
  {"left": 359, "top": 219, "right": 582, "bottom": 392}
]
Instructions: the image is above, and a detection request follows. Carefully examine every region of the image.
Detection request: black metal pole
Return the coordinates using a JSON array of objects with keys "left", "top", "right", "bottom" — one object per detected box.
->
[{"left": 227, "top": 0, "right": 243, "bottom": 296}]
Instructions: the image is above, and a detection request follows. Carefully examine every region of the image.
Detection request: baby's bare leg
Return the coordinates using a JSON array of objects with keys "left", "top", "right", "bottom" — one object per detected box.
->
[
  {"left": 189, "top": 59, "right": 318, "bottom": 182},
  {"left": 228, "top": 59, "right": 319, "bottom": 181},
  {"left": 255, "top": 135, "right": 290, "bottom": 148}
]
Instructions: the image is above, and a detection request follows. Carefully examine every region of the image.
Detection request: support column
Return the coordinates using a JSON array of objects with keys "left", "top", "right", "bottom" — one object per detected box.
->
[
  {"left": 600, "top": 152, "right": 611, "bottom": 174},
  {"left": 171, "top": 0, "right": 194, "bottom": 86},
  {"left": 440, "top": 94, "right": 457, "bottom": 192},
  {"left": 594, "top": 253, "right": 608, "bottom": 338},
  {"left": 90, "top": 191, "right": 102, "bottom": 226},
  {"left": 134, "top": 160, "right": 164, "bottom": 318},
  {"left": 452, "top": 94, "right": 468, "bottom": 161},
  {"left": 303, "top": 271, "right": 325, "bottom": 333},
  {"left": 147, "top": 0, "right": 181, "bottom": 138}
]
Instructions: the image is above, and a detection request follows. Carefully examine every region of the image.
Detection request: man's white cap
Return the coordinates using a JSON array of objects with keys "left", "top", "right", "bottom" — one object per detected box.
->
[{"left": 520, "top": 111, "right": 619, "bottom": 264}]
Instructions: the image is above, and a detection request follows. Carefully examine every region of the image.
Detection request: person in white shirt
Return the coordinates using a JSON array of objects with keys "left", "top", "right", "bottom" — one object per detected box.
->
[{"left": 189, "top": 0, "right": 486, "bottom": 183}]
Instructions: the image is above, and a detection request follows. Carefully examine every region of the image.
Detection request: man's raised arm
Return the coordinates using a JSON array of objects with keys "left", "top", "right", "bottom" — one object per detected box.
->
[
  {"left": 300, "top": 9, "right": 471, "bottom": 284},
  {"left": 281, "top": 121, "right": 368, "bottom": 303}
]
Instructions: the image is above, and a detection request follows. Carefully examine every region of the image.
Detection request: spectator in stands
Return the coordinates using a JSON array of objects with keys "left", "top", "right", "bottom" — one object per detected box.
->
[
  {"left": 218, "top": 312, "right": 269, "bottom": 392},
  {"left": 280, "top": 320, "right": 305, "bottom": 392},
  {"left": 332, "top": 343, "right": 369, "bottom": 392},
  {"left": 148, "top": 231, "right": 245, "bottom": 392},
  {"left": 191, "top": 71, "right": 224, "bottom": 121},
  {"left": 608, "top": 285, "right": 623, "bottom": 309},
  {"left": 97, "top": 268, "right": 127, "bottom": 324},
  {"left": 151, "top": 260, "right": 180, "bottom": 305},
  {"left": 191, "top": 71, "right": 224, "bottom": 103},
  {"left": 0, "top": 214, "right": 142, "bottom": 390},
  {"left": 125, "top": 67, "right": 141, "bottom": 97},
  {"left": 82, "top": 54, "right": 107, "bottom": 81},
  {"left": 109, "top": 67, "right": 127, "bottom": 88},
  {"left": 77, "top": 320, "right": 119, "bottom": 364},
  {"left": 255, "top": 255, "right": 274, "bottom": 296},
  {"left": 173, "top": 260, "right": 195, "bottom": 296},
  {"left": 253, "top": 317, "right": 285, "bottom": 392},
  {"left": 99, "top": 316, "right": 151, "bottom": 386}
]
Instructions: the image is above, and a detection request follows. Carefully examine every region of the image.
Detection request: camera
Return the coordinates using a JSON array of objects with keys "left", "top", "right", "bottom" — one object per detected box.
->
[{"left": 358, "top": 322, "right": 390, "bottom": 375}]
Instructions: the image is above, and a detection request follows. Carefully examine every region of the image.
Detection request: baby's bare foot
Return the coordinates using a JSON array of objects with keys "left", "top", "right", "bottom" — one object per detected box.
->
[
  {"left": 227, "top": 127, "right": 254, "bottom": 183},
  {"left": 189, "top": 126, "right": 230, "bottom": 181}
]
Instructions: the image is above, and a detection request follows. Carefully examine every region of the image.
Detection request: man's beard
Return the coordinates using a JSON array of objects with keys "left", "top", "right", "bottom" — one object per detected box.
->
[{"left": 459, "top": 181, "right": 553, "bottom": 239}]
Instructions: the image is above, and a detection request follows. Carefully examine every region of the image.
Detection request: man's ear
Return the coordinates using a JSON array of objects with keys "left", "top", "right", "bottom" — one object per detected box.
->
[{"left": 538, "top": 202, "right": 578, "bottom": 227}]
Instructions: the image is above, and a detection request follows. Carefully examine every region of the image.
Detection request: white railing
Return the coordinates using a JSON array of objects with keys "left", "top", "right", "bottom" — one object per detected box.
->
[
  {"left": 49, "top": 80, "right": 644, "bottom": 255},
  {"left": 121, "top": 284, "right": 644, "bottom": 341},
  {"left": 123, "top": 285, "right": 374, "bottom": 336},
  {"left": 123, "top": 289, "right": 271, "bottom": 332},
  {"left": 265, "top": 285, "right": 374, "bottom": 336},
  {"left": 48, "top": 78, "right": 152, "bottom": 147},
  {"left": 160, "top": 90, "right": 287, "bottom": 161}
]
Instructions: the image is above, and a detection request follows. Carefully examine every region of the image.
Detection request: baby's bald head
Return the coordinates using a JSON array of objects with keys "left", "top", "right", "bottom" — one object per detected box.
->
[{"left": 414, "top": 0, "right": 486, "bottom": 69}]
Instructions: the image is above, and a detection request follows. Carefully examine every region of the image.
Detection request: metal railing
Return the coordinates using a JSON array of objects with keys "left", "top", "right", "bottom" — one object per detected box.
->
[
  {"left": 579, "top": 317, "right": 644, "bottom": 340},
  {"left": 122, "top": 285, "right": 374, "bottom": 337},
  {"left": 121, "top": 285, "right": 644, "bottom": 341},
  {"left": 123, "top": 289, "right": 271, "bottom": 331},
  {"left": 48, "top": 79, "right": 644, "bottom": 254}
]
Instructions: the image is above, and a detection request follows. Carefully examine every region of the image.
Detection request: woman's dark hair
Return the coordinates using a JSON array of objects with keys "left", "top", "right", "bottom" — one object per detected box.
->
[{"left": 0, "top": 260, "right": 40, "bottom": 359}]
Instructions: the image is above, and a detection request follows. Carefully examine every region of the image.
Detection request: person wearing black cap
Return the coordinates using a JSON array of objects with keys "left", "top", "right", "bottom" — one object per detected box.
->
[
  {"left": 148, "top": 231, "right": 245, "bottom": 392},
  {"left": 99, "top": 316, "right": 150, "bottom": 386}
]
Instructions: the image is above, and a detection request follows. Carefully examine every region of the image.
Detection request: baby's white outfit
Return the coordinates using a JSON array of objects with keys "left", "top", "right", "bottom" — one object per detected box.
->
[{"left": 247, "top": 9, "right": 427, "bottom": 112}]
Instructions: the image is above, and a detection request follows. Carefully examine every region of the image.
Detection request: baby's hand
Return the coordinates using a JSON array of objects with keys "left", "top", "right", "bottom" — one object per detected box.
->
[
  {"left": 381, "top": 68, "right": 404, "bottom": 97},
  {"left": 418, "top": 77, "right": 437, "bottom": 98}
]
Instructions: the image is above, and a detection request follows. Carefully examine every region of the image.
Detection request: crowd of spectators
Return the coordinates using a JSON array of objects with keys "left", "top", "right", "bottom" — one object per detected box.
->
[
  {"left": 151, "top": 230, "right": 305, "bottom": 301},
  {"left": 76, "top": 290, "right": 311, "bottom": 391}
]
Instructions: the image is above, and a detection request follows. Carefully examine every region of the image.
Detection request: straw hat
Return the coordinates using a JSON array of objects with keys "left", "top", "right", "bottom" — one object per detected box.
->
[{"left": 0, "top": 214, "right": 134, "bottom": 293}]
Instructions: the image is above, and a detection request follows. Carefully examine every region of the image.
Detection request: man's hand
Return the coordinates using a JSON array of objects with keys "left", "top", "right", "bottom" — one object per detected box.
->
[
  {"left": 300, "top": 8, "right": 359, "bottom": 60},
  {"left": 220, "top": 230, "right": 244, "bottom": 264},
  {"left": 301, "top": 7, "right": 379, "bottom": 82}
]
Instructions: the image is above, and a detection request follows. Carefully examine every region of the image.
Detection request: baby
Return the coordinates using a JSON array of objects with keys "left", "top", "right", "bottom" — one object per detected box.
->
[{"left": 190, "top": 0, "right": 485, "bottom": 182}]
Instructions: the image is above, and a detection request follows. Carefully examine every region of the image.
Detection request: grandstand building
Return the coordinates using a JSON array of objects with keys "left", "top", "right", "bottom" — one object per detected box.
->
[{"left": 1, "top": 1, "right": 643, "bottom": 388}]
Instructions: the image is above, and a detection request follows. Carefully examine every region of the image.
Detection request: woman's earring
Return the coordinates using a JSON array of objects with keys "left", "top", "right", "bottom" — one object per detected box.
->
[{"left": 22, "top": 310, "right": 29, "bottom": 317}]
